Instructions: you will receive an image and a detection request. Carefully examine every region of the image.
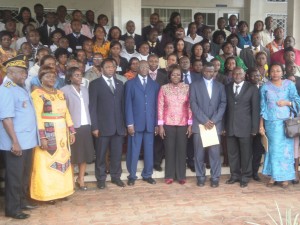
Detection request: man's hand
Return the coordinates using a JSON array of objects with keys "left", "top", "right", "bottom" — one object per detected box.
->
[
  {"left": 159, "top": 125, "right": 166, "bottom": 139},
  {"left": 204, "top": 120, "right": 214, "bottom": 130},
  {"left": 70, "top": 134, "right": 76, "bottom": 145},
  {"left": 40, "top": 139, "right": 48, "bottom": 150},
  {"left": 92, "top": 130, "right": 100, "bottom": 138},
  {"left": 128, "top": 125, "right": 135, "bottom": 136},
  {"left": 11, "top": 141, "right": 22, "bottom": 156}
]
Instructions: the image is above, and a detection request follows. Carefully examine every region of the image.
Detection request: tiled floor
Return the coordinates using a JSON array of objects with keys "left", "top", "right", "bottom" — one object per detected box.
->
[{"left": 1, "top": 174, "right": 300, "bottom": 225}]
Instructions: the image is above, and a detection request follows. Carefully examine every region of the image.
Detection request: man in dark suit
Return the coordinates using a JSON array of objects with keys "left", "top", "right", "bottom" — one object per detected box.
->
[
  {"left": 240, "top": 32, "right": 270, "bottom": 69},
  {"left": 179, "top": 56, "right": 199, "bottom": 172},
  {"left": 190, "top": 62, "right": 227, "bottom": 188},
  {"left": 66, "top": 20, "right": 89, "bottom": 53},
  {"left": 148, "top": 54, "right": 168, "bottom": 171},
  {"left": 125, "top": 60, "right": 160, "bottom": 186},
  {"left": 38, "top": 12, "right": 65, "bottom": 46},
  {"left": 225, "top": 67, "right": 260, "bottom": 188},
  {"left": 89, "top": 58, "right": 126, "bottom": 189},
  {"left": 142, "top": 13, "right": 160, "bottom": 41},
  {"left": 121, "top": 20, "right": 143, "bottom": 51},
  {"left": 225, "top": 15, "right": 238, "bottom": 34}
]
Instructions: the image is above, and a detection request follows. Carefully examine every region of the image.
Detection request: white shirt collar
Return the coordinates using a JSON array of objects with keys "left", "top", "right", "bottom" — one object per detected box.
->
[
  {"left": 252, "top": 45, "right": 260, "bottom": 50},
  {"left": 234, "top": 81, "right": 244, "bottom": 88},
  {"left": 127, "top": 32, "right": 135, "bottom": 38},
  {"left": 138, "top": 74, "right": 147, "bottom": 83},
  {"left": 102, "top": 75, "right": 115, "bottom": 87}
]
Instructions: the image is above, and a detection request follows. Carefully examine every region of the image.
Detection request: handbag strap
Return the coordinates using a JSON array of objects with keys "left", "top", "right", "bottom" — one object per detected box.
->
[{"left": 289, "top": 104, "right": 298, "bottom": 118}]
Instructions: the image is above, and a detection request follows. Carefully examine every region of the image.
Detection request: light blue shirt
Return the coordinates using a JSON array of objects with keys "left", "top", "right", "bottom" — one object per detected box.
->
[{"left": 0, "top": 78, "right": 38, "bottom": 150}]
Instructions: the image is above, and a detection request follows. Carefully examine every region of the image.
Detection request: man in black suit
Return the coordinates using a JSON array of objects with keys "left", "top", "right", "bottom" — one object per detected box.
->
[
  {"left": 225, "top": 67, "right": 260, "bottom": 188},
  {"left": 121, "top": 20, "right": 143, "bottom": 51},
  {"left": 146, "top": 28, "right": 163, "bottom": 57},
  {"left": 240, "top": 32, "right": 270, "bottom": 69},
  {"left": 66, "top": 20, "right": 89, "bottom": 53},
  {"left": 142, "top": 13, "right": 160, "bottom": 41},
  {"left": 89, "top": 58, "right": 126, "bottom": 189},
  {"left": 148, "top": 54, "right": 168, "bottom": 171},
  {"left": 179, "top": 56, "right": 199, "bottom": 172},
  {"left": 225, "top": 15, "right": 238, "bottom": 34},
  {"left": 38, "top": 12, "right": 65, "bottom": 46},
  {"left": 190, "top": 62, "right": 227, "bottom": 188}
]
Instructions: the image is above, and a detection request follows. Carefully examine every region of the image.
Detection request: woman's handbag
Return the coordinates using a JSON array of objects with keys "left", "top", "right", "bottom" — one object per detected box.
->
[{"left": 285, "top": 106, "right": 300, "bottom": 138}]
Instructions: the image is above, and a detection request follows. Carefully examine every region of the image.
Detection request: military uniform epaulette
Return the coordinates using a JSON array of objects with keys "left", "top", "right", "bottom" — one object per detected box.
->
[{"left": 4, "top": 81, "right": 16, "bottom": 88}]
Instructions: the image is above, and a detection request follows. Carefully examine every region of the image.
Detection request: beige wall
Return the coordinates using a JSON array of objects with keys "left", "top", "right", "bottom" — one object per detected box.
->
[{"left": 142, "top": 0, "right": 244, "bottom": 8}]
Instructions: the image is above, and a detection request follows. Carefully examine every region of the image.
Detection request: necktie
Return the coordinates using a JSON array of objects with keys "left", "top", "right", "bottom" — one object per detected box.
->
[
  {"left": 184, "top": 74, "right": 189, "bottom": 84},
  {"left": 142, "top": 78, "right": 146, "bottom": 89},
  {"left": 107, "top": 78, "right": 114, "bottom": 93},
  {"left": 231, "top": 27, "right": 236, "bottom": 33},
  {"left": 234, "top": 85, "right": 240, "bottom": 97}
]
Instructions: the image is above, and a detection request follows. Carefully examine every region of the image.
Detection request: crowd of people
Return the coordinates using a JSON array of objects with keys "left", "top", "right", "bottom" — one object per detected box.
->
[{"left": 0, "top": 3, "right": 300, "bottom": 220}]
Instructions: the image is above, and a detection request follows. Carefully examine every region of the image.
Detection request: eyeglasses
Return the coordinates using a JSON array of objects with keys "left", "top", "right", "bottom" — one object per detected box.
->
[
  {"left": 73, "top": 73, "right": 83, "bottom": 78},
  {"left": 93, "top": 57, "right": 103, "bottom": 60}
]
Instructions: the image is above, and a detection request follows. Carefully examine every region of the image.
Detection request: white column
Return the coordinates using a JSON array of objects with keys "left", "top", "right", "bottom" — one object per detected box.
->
[
  {"left": 287, "top": 0, "right": 300, "bottom": 49},
  {"left": 112, "top": 0, "right": 142, "bottom": 35},
  {"left": 244, "top": 0, "right": 265, "bottom": 31}
]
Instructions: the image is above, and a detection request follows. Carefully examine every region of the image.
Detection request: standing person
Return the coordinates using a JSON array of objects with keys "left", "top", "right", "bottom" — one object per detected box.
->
[
  {"left": 260, "top": 16, "right": 274, "bottom": 47},
  {"left": 0, "top": 56, "right": 38, "bottom": 219},
  {"left": 85, "top": 10, "right": 96, "bottom": 35},
  {"left": 30, "top": 65, "right": 76, "bottom": 202},
  {"left": 15, "top": 7, "right": 37, "bottom": 38},
  {"left": 121, "top": 20, "right": 143, "bottom": 50},
  {"left": 61, "top": 67, "right": 94, "bottom": 190},
  {"left": 89, "top": 58, "right": 126, "bottom": 189},
  {"left": 158, "top": 64, "right": 192, "bottom": 184},
  {"left": 266, "top": 27, "right": 284, "bottom": 55},
  {"left": 84, "top": 53, "right": 103, "bottom": 82},
  {"left": 125, "top": 60, "right": 160, "bottom": 186},
  {"left": 66, "top": 20, "right": 89, "bottom": 53},
  {"left": 190, "top": 62, "right": 227, "bottom": 187},
  {"left": 124, "top": 57, "right": 140, "bottom": 80},
  {"left": 142, "top": 13, "right": 160, "bottom": 41},
  {"left": 260, "top": 63, "right": 300, "bottom": 188},
  {"left": 225, "top": 15, "right": 238, "bottom": 34},
  {"left": 225, "top": 67, "right": 260, "bottom": 188}
]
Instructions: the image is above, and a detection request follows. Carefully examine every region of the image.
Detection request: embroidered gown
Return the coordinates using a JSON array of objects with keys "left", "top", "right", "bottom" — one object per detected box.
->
[
  {"left": 260, "top": 80, "right": 300, "bottom": 181},
  {"left": 30, "top": 88, "right": 75, "bottom": 201}
]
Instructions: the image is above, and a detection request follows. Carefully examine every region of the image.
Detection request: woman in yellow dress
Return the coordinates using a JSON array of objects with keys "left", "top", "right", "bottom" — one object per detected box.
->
[
  {"left": 30, "top": 65, "right": 76, "bottom": 203},
  {"left": 92, "top": 25, "right": 110, "bottom": 58}
]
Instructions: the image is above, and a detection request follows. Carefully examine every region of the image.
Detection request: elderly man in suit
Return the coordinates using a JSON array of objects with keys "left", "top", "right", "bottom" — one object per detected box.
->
[
  {"left": 240, "top": 32, "right": 270, "bottom": 69},
  {"left": 89, "top": 58, "right": 126, "bottom": 189},
  {"left": 148, "top": 54, "right": 168, "bottom": 171},
  {"left": 125, "top": 60, "right": 160, "bottom": 186},
  {"left": 190, "top": 62, "right": 227, "bottom": 187},
  {"left": 225, "top": 67, "right": 260, "bottom": 188}
]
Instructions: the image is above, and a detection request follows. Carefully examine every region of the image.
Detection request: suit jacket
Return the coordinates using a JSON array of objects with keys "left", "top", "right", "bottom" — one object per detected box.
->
[
  {"left": 225, "top": 81, "right": 260, "bottom": 137},
  {"left": 38, "top": 24, "right": 65, "bottom": 46},
  {"left": 239, "top": 45, "right": 270, "bottom": 69},
  {"left": 190, "top": 77, "right": 227, "bottom": 134},
  {"left": 142, "top": 25, "right": 152, "bottom": 41},
  {"left": 89, "top": 76, "right": 126, "bottom": 136},
  {"left": 66, "top": 33, "right": 89, "bottom": 52},
  {"left": 121, "top": 33, "right": 143, "bottom": 50},
  {"left": 152, "top": 69, "right": 168, "bottom": 87},
  {"left": 125, "top": 75, "right": 160, "bottom": 132},
  {"left": 60, "top": 84, "right": 91, "bottom": 128}
]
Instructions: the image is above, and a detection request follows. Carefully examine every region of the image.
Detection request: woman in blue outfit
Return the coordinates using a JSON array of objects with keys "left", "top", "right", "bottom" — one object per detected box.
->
[
  {"left": 236, "top": 21, "right": 252, "bottom": 49},
  {"left": 259, "top": 63, "right": 300, "bottom": 188}
]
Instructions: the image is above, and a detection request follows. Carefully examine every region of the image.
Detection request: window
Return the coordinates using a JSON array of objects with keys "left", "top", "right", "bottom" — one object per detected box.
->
[
  {"left": 267, "top": 0, "right": 287, "bottom": 2},
  {"left": 0, "top": 7, "right": 19, "bottom": 22},
  {"left": 267, "top": 13, "right": 287, "bottom": 36}
]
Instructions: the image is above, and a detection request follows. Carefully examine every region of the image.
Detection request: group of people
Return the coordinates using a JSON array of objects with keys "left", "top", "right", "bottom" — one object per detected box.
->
[{"left": 0, "top": 4, "right": 300, "bottom": 220}]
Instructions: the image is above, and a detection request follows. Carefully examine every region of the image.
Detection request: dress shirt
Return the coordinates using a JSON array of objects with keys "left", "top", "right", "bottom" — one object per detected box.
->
[
  {"left": 47, "top": 25, "right": 55, "bottom": 37},
  {"left": 184, "top": 34, "right": 203, "bottom": 44},
  {"left": 127, "top": 32, "right": 135, "bottom": 38},
  {"left": 233, "top": 81, "right": 244, "bottom": 95},
  {"left": 203, "top": 77, "right": 213, "bottom": 98},
  {"left": 64, "top": 23, "right": 93, "bottom": 38},
  {"left": 183, "top": 71, "right": 192, "bottom": 84},
  {"left": 137, "top": 54, "right": 149, "bottom": 61},
  {"left": 157, "top": 83, "right": 192, "bottom": 126},
  {"left": 0, "top": 22, "right": 5, "bottom": 32},
  {"left": 252, "top": 45, "right": 261, "bottom": 55},
  {"left": 102, "top": 75, "right": 116, "bottom": 89},
  {"left": 149, "top": 69, "right": 158, "bottom": 81},
  {"left": 138, "top": 75, "right": 147, "bottom": 85},
  {"left": 260, "top": 29, "right": 273, "bottom": 47},
  {"left": 120, "top": 49, "right": 139, "bottom": 62}
]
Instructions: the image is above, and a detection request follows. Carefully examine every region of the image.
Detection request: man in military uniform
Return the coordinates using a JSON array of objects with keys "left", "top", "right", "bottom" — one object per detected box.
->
[{"left": 0, "top": 55, "right": 38, "bottom": 219}]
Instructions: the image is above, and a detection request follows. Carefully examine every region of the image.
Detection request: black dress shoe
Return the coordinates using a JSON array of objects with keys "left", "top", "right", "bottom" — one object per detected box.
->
[
  {"left": 97, "top": 181, "right": 106, "bottom": 189},
  {"left": 154, "top": 165, "right": 163, "bottom": 172},
  {"left": 142, "top": 177, "right": 156, "bottom": 184},
  {"left": 253, "top": 174, "right": 261, "bottom": 182},
  {"left": 240, "top": 182, "right": 248, "bottom": 188},
  {"left": 111, "top": 179, "right": 126, "bottom": 187},
  {"left": 6, "top": 212, "right": 30, "bottom": 219},
  {"left": 210, "top": 181, "right": 219, "bottom": 188},
  {"left": 127, "top": 179, "right": 135, "bottom": 186},
  {"left": 187, "top": 165, "right": 195, "bottom": 172},
  {"left": 226, "top": 178, "right": 239, "bottom": 184},
  {"left": 197, "top": 180, "right": 205, "bottom": 187},
  {"left": 22, "top": 204, "right": 38, "bottom": 210}
]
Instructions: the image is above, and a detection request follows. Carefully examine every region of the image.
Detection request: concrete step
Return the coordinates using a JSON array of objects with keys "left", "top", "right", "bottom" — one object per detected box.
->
[{"left": 82, "top": 160, "right": 232, "bottom": 182}]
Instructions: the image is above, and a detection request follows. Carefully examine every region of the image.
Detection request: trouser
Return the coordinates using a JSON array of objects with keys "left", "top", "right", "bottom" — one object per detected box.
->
[
  {"left": 4, "top": 149, "right": 33, "bottom": 215},
  {"left": 186, "top": 134, "right": 194, "bottom": 167},
  {"left": 164, "top": 125, "right": 187, "bottom": 180},
  {"left": 252, "top": 134, "right": 265, "bottom": 175},
  {"left": 153, "top": 135, "right": 164, "bottom": 167}
]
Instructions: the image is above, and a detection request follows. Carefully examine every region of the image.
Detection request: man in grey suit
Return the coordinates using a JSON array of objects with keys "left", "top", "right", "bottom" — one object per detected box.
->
[
  {"left": 190, "top": 62, "right": 227, "bottom": 188},
  {"left": 225, "top": 67, "right": 260, "bottom": 188},
  {"left": 240, "top": 32, "right": 270, "bottom": 69},
  {"left": 89, "top": 58, "right": 126, "bottom": 189}
]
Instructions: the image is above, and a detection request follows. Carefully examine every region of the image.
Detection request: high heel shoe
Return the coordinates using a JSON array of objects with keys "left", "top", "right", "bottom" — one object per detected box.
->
[{"left": 75, "top": 179, "right": 88, "bottom": 191}]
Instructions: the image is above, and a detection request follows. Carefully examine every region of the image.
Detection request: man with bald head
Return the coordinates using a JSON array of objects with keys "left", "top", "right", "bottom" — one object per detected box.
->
[{"left": 225, "top": 67, "right": 260, "bottom": 188}]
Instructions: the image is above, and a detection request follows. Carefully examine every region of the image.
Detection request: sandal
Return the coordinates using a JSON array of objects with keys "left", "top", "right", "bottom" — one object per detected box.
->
[
  {"left": 266, "top": 179, "right": 275, "bottom": 187},
  {"left": 281, "top": 181, "right": 289, "bottom": 189}
]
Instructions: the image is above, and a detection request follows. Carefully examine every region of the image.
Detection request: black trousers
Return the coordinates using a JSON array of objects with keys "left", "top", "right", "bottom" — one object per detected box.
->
[
  {"left": 227, "top": 136, "right": 253, "bottom": 182},
  {"left": 164, "top": 125, "right": 187, "bottom": 180},
  {"left": 153, "top": 135, "right": 164, "bottom": 167},
  {"left": 4, "top": 149, "right": 33, "bottom": 216},
  {"left": 252, "top": 134, "right": 265, "bottom": 175},
  {"left": 186, "top": 134, "right": 194, "bottom": 167},
  {"left": 95, "top": 134, "right": 123, "bottom": 182}
]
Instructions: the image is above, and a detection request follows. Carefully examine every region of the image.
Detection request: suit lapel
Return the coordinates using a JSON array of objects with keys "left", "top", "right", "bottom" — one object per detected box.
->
[
  {"left": 200, "top": 78, "right": 210, "bottom": 100},
  {"left": 210, "top": 80, "right": 218, "bottom": 101},
  {"left": 135, "top": 76, "right": 145, "bottom": 92},
  {"left": 145, "top": 75, "right": 153, "bottom": 93},
  {"left": 100, "top": 76, "right": 114, "bottom": 95},
  {"left": 236, "top": 82, "right": 249, "bottom": 99},
  {"left": 69, "top": 85, "right": 80, "bottom": 98}
]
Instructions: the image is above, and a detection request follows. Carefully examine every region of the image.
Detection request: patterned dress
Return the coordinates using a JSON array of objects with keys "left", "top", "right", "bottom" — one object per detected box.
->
[
  {"left": 30, "top": 88, "right": 75, "bottom": 201},
  {"left": 260, "top": 80, "right": 300, "bottom": 181}
]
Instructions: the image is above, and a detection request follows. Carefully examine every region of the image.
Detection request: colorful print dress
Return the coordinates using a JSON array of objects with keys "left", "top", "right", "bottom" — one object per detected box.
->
[{"left": 30, "top": 88, "right": 75, "bottom": 201}]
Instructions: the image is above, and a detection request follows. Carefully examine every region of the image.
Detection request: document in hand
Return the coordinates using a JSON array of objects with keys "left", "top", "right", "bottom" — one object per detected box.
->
[
  {"left": 261, "top": 134, "right": 268, "bottom": 152},
  {"left": 199, "top": 125, "right": 219, "bottom": 148}
]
